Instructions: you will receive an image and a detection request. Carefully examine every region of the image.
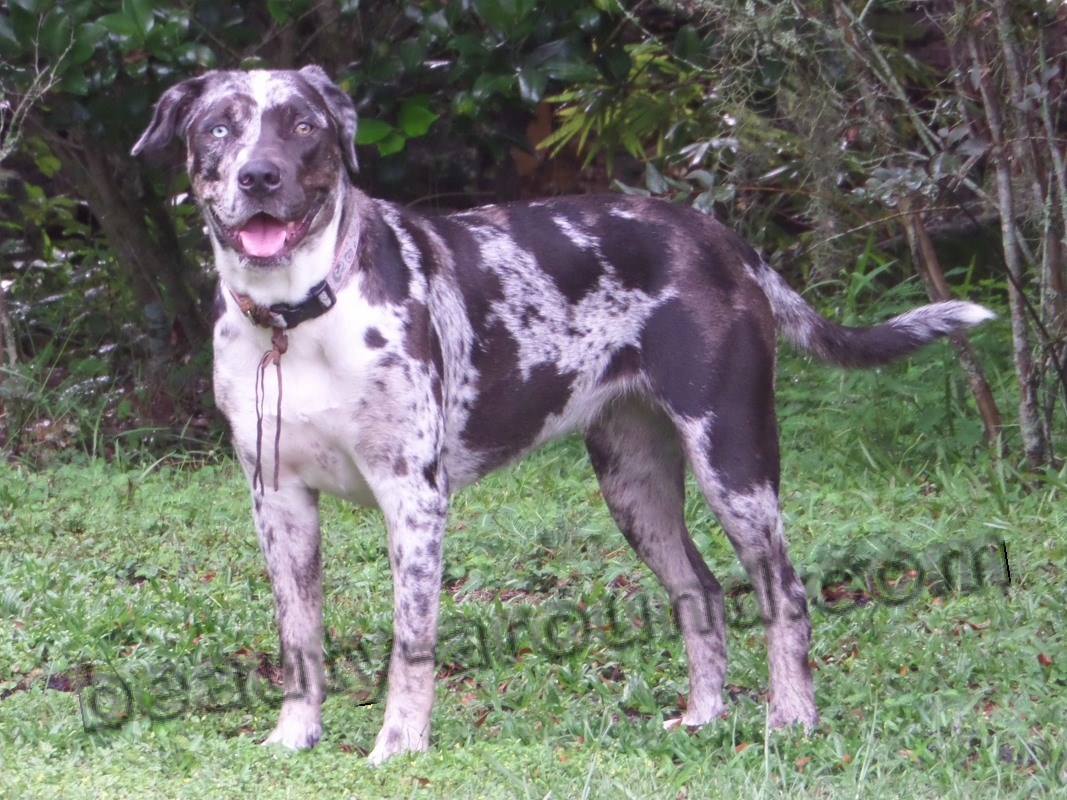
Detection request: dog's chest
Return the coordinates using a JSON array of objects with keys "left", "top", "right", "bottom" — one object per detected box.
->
[{"left": 213, "top": 300, "right": 411, "bottom": 506}]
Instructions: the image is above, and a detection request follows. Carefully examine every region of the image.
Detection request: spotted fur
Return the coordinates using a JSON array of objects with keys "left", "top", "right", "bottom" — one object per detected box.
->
[{"left": 133, "top": 68, "right": 994, "bottom": 764}]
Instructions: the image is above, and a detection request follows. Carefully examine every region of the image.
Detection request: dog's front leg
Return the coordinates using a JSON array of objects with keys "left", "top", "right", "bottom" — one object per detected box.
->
[
  {"left": 251, "top": 484, "right": 326, "bottom": 750},
  {"left": 367, "top": 483, "right": 448, "bottom": 765}
]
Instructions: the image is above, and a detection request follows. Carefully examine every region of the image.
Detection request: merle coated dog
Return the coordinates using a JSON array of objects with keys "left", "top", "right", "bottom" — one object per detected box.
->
[{"left": 132, "top": 66, "right": 992, "bottom": 763}]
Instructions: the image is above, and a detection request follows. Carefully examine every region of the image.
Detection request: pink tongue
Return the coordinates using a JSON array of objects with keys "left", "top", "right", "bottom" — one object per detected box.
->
[{"left": 238, "top": 214, "right": 289, "bottom": 258}]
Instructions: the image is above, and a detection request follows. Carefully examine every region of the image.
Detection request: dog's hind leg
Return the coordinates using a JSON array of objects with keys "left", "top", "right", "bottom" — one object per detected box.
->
[
  {"left": 585, "top": 397, "right": 728, "bottom": 728},
  {"left": 251, "top": 485, "right": 327, "bottom": 749},
  {"left": 694, "top": 466, "right": 817, "bottom": 730},
  {"left": 675, "top": 406, "right": 818, "bottom": 731},
  {"left": 641, "top": 296, "right": 818, "bottom": 730}
]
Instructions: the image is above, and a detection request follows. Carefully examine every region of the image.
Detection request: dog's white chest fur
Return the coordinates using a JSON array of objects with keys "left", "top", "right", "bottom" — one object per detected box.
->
[{"left": 213, "top": 285, "right": 408, "bottom": 507}]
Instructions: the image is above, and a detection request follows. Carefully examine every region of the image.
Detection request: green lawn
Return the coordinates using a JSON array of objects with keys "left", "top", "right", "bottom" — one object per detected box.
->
[{"left": 1, "top": 341, "right": 1065, "bottom": 798}]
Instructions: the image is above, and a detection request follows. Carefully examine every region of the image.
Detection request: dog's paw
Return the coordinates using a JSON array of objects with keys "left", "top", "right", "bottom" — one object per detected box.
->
[
  {"left": 262, "top": 711, "right": 323, "bottom": 750},
  {"left": 662, "top": 711, "right": 724, "bottom": 731},
  {"left": 367, "top": 724, "right": 429, "bottom": 765},
  {"left": 663, "top": 698, "right": 727, "bottom": 731},
  {"left": 768, "top": 702, "right": 818, "bottom": 733}
]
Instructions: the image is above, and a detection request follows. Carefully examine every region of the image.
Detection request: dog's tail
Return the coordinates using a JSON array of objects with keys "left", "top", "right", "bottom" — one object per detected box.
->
[{"left": 751, "top": 260, "right": 994, "bottom": 368}]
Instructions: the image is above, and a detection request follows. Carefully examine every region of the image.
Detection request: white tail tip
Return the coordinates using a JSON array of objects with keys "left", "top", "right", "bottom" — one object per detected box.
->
[{"left": 955, "top": 301, "right": 996, "bottom": 326}]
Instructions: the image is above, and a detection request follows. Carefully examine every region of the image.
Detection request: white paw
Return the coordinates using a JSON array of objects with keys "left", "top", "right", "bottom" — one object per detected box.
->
[
  {"left": 663, "top": 701, "right": 727, "bottom": 731},
  {"left": 663, "top": 713, "right": 708, "bottom": 731},
  {"left": 261, "top": 710, "right": 322, "bottom": 750},
  {"left": 367, "top": 723, "right": 429, "bottom": 765}
]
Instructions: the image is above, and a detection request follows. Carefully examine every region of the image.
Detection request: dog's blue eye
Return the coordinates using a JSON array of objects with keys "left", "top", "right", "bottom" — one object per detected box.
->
[{"left": 211, "top": 124, "right": 229, "bottom": 139}]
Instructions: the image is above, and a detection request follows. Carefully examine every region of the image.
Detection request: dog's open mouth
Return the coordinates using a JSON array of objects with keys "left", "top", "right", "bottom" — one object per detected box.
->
[
  {"left": 236, "top": 213, "right": 301, "bottom": 258},
  {"left": 216, "top": 196, "right": 325, "bottom": 261}
]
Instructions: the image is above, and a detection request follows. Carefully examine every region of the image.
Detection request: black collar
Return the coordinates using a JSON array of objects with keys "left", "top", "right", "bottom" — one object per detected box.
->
[{"left": 233, "top": 278, "right": 337, "bottom": 331}]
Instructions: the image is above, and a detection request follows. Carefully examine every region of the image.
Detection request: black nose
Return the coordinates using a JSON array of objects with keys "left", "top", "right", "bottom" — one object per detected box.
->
[{"left": 238, "top": 159, "right": 282, "bottom": 195}]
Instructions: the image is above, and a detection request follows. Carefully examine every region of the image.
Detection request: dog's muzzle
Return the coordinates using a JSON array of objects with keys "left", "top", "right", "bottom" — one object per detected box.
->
[{"left": 211, "top": 194, "right": 326, "bottom": 261}]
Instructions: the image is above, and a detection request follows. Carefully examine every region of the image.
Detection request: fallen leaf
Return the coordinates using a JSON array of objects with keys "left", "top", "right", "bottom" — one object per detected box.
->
[{"left": 1037, "top": 653, "right": 1052, "bottom": 667}]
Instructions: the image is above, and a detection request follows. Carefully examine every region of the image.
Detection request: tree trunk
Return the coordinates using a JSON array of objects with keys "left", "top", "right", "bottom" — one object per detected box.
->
[
  {"left": 0, "top": 280, "right": 16, "bottom": 368},
  {"left": 35, "top": 122, "right": 212, "bottom": 357},
  {"left": 995, "top": 0, "right": 1067, "bottom": 447},
  {"left": 834, "top": 2, "right": 1006, "bottom": 455},
  {"left": 965, "top": 29, "right": 1049, "bottom": 468}
]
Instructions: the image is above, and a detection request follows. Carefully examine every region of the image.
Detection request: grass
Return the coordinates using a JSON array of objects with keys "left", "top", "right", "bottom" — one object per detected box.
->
[{"left": 1, "top": 322, "right": 1065, "bottom": 798}]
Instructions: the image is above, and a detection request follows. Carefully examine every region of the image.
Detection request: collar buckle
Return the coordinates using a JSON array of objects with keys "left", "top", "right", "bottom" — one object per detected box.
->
[{"left": 268, "top": 279, "right": 336, "bottom": 329}]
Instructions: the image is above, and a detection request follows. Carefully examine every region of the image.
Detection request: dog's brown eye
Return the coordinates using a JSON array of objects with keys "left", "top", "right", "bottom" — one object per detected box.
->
[{"left": 294, "top": 121, "right": 314, "bottom": 136}]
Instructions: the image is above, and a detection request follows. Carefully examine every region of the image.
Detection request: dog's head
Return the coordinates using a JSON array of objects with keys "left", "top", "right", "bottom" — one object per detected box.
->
[{"left": 133, "top": 66, "right": 357, "bottom": 293}]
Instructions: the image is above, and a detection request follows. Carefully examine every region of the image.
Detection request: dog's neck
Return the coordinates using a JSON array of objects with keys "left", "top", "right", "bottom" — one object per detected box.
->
[
  {"left": 213, "top": 182, "right": 361, "bottom": 311},
  {"left": 229, "top": 279, "right": 339, "bottom": 332}
]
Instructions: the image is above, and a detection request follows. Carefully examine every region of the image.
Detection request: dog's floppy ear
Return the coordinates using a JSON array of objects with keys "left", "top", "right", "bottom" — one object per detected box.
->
[
  {"left": 131, "top": 75, "right": 209, "bottom": 157},
  {"left": 298, "top": 65, "right": 359, "bottom": 181}
]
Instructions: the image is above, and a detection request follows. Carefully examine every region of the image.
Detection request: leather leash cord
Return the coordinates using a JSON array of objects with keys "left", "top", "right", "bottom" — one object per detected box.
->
[{"left": 251, "top": 325, "right": 288, "bottom": 495}]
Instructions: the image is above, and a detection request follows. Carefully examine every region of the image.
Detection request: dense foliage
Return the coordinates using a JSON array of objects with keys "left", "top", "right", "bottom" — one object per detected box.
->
[{"left": 1, "top": 0, "right": 1065, "bottom": 466}]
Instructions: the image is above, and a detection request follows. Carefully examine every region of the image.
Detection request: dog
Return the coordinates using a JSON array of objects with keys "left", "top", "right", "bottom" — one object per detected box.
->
[{"left": 132, "top": 66, "right": 993, "bottom": 763}]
